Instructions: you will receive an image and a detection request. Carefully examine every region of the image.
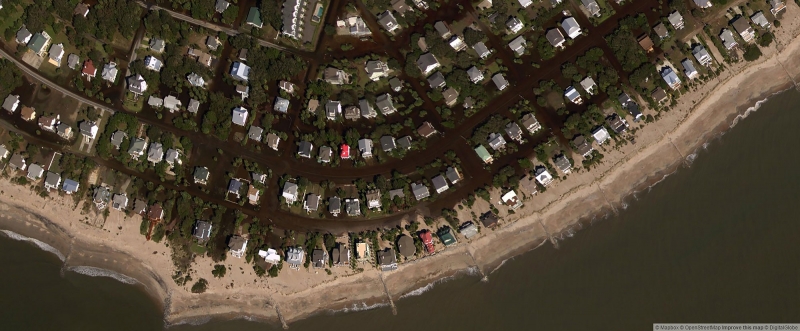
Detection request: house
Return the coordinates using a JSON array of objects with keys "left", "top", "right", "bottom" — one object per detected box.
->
[
  {"left": 668, "top": 11, "right": 685, "bottom": 30},
  {"left": 8, "top": 154, "right": 25, "bottom": 171},
  {"left": 147, "top": 142, "right": 164, "bottom": 164},
  {"left": 16, "top": 27, "right": 31, "bottom": 44},
  {"left": 473, "top": 42, "right": 492, "bottom": 59},
  {"left": 366, "top": 190, "right": 382, "bottom": 209},
  {"left": 520, "top": 175, "right": 539, "bottom": 196},
  {"left": 533, "top": 166, "right": 554, "bottom": 187},
  {"left": 128, "top": 138, "right": 147, "bottom": 159},
  {"left": 720, "top": 29, "right": 738, "bottom": 50},
  {"left": 215, "top": 0, "right": 229, "bottom": 13},
  {"left": 27, "top": 164, "right": 44, "bottom": 180},
  {"left": 279, "top": 81, "right": 295, "bottom": 94},
  {"left": 110, "top": 131, "right": 126, "bottom": 150},
  {"left": 445, "top": 167, "right": 462, "bottom": 185},
  {"left": 638, "top": 34, "right": 654, "bottom": 52},
  {"left": 187, "top": 99, "right": 200, "bottom": 113},
  {"left": 127, "top": 74, "right": 148, "bottom": 95},
  {"left": 206, "top": 36, "right": 220, "bottom": 50},
  {"left": 396, "top": 136, "right": 412, "bottom": 150},
  {"left": 132, "top": 199, "right": 147, "bottom": 214},
  {"left": 38, "top": 115, "right": 58, "bottom": 132},
  {"left": 274, "top": 97, "right": 289, "bottom": 113},
  {"left": 298, "top": 141, "right": 313, "bottom": 158},
  {"left": 432, "top": 175, "right": 449, "bottom": 193},
  {"left": 592, "top": 126, "right": 610, "bottom": 144},
  {"left": 232, "top": 107, "right": 248, "bottom": 126},
  {"left": 340, "top": 144, "right": 350, "bottom": 159},
  {"left": 378, "top": 248, "right": 398, "bottom": 271},
  {"left": 187, "top": 73, "right": 205, "bottom": 87},
  {"left": 286, "top": 247, "right": 305, "bottom": 268},
  {"left": 248, "top": 126, "right": 263, "bottom": 142},
  {"left": 79, "top": 121, "right": 98, "bottom": 140},
  {"left": 573, "top": 135, "right": 594, "bottom": 157},
  {"left": 246, "top": 7, "right": 263, "bottom": 28},
  {"left": 57, "top": 123, "right": 72, "bottom": 139},
  {"left": 81, "top": 60, "right": 96, "bottom": 78},
  {"left": 142, "top": 56, "right": 162, "bottom": 72},
  {"left": 467, "top": 66, "right": 484, "bottom": 83},
  {"left": 389, "top": 189, "right": 405, "bottom": 201},
  {"left": 770, "top": 0, "right": 786, "bottom": 15},
  {"left": 380, "top": 136, "right": 396, "bottom": 152},
  {"left": 732, "top": 17, "right": 755, "bottom": 42},
  {"left": 693, "top": 45, "right": 713, "bottom": 66},
  {"left": 359, "top": 99, "right": 377, "bottom": 118},
  {"left": 193, "top": 166, "right": 210, "bottom": 185},
  {"left": 0, "top": 145, "right": 7, "bottom": 161},
  {"left": 492, "top": 73, "right": 509, "bottom": 91},
  {"left": 48, "top": 43, "right": 64, "bottom": 67},
  {"left": 753, "top": 11, "right": 772, "bottom": 28},
  {"left": 488, "top": 133, "right": 506, "bottom": 150},
  {"left": 427, "top": 72, "right": 446, "bottom": 89},
  {"left": 661, "top": 67, "right": 681, "bottom": 90},
  {"left": 149, "top": 38, "right": 165, "bottom": 53},
  {"left": 323, "top": 68, "right": 348, "bottom": 85},
  {"left": 20, "top": 106, "right": 35, "bottom": 121},
  {"left": 518, "top": 0, "right": 533, "bottom": 7},
  {"left": 377, "top": 11, "right": 400, "bottom": 32},
  {"left": 147, "top": 203, "right": 164, "bottom": 221},
  {"left": 618, "top": 92, "right": 643, "bottom": 122},
  {"left": 325, "top": 101, "right": 341, "bottom": 120},
  {"left": 2, "top": 95, "right": 19, "bottom": 113},
  {"left": 682, "top": 59, "right": 699, "bottom": 79},
  {"left": 375, "top": 94, "right": 397, "bottom": 115},
  {"left": 416, "top": 53, "right": 440, "bottom": 76},
  {"left": 417, "top": 121, "right": 437, "bottom": 138},
  {"left": 562, "top": 17, "right": 582, "bottom": 39},
  {"left": 459, "top": 222, "right": 479, "bottom": 239},
  {"left": 331, "top": 244, "right": 351, "bottom": 265},
  {"left": 693, "top": 0, "right": 712, "bottom": 8},
  {"left": 448, "top": 35, "right": 466, "bottom": 51},
  {"left": 101, "top": 62, "right": 118, "bottom": 83},
  {"left": 245, "top": 185, "right": 259, "bottom": 204},
  {"left": 580, "top": 77, "right": 597, "bottom": 95},
  {"left": 606, "top": 114, "right": 629, "bottom": 134},
  {"left": 546, "top": 28, "right": 566, "bottom": 48},
  {"left": 193, "top": 221, "right": 213, "bottom": 242},
  {"left": 464, "top": 97, "right": 474, "bottom": 108},
  {"left": 346, "top": 198, "right": 361, "bottom": 216},
  {"left": 311, "top": 249, "right": 328, "bottom": 268},
  {"left": 508, "top": 36, "right": 527, "bottom": 56},
  {"left": 358, "top": 138, "right": 373, "bottom": 158},
  {"left": 62, "top": 179, "right": 80, "bottom": 194},
  {"left": 565, "top": 86, "right": 582, "bottom": 104},
  {"left": 581, "top": 0, "right": 601, "bottom": 16},
  {"left": 554, "top": 155, "right": 571, "bottom": 174},
  {"left": 165, "top": 149, "right": 181, "bottom": 166},
  {"left": 474, "top": 145, "right": 493, "bottom": 164},
  {"left": 411, "top": 182, "right": 430, "bottom": 200},
  {"left": 506, "top": 17, "right": 525, "bottom": 34},
  {"left": 252, "top": 172, "right": 267, "bottom": 185},
  {"left": 230, "top": 62, "right": 250, "bottom": 81},
  {"left": 434, "top": 21, "right": 451, "bottom": 39},
  {"left": 505, "top": 122, "right": 523, "bottom": 142},
  {"left": 74, "top": 3, "right": 90, "bottom": 17},
  {"left": 44, "top": 172, "right": 61, "bottom": 191},
  {"left": 365, "top": 61, "right": 390, "bottom": 81},
  {"left": 443, "top": 88, "right": 459, "bottom": 107},
  {"left": 228, "top": 236, "right": 248, "bottom": 258},
  {"left": 501, "top": 190, "right": 523, "bottom": 209},
  {"left": 266, "top": 133, "right": 281, "bottom": 151},
  {"left": 112, "top": 194, "right": 129, "bottom": 211},
  {"left": 282, "top": 182, "right": 299, "bottom": 204},
  {"left": 163, "top": 96, "right": 181, "bottom": 112},
  {"left": 652, "top": 87, "right": 669, "bottom": 104},
  {"left": 389, "top": 77, "right": 403, "bottom": 92},
  {"left": 654, "top": 23, "right": 669, "bottom": 40},
  {"left": 318, "top": 146, "right": 332, "bottom": 163},
  {"left": 438, "top": 227, "right": 458, "bottom": 246},
  {"left": 27, "top": 32, "right": 51, "bottom": 56},
  {"left": 67, "top": 54, "right": 80, "bottom": 70},
  {"left": 391, "top": 0, "right": 411, "bottom": 15},
  {"left": 397, "top": 235, "right": 415, "bottom": 257},
  {"left": 329, "top": 196, "right": 341, "bottom": 215}
]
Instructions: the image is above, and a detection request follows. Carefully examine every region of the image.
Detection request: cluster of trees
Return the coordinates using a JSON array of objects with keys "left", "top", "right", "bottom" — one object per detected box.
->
[
  {"left": 0, "top": 59, "right": 23, "bottom": 96},
  {"left": 201, "top": 92, "right": 236, "bottom": 140},
  {"left": 574, "top": 47, "right": 619, "bottom": 93},
  {"left": 561, "top": 104, "right": 605, "bottom": 137},
  {"left": 230, "top": 35, "right": 306, "bottom": 109},
  {"left": 605, "top": 26, "right": 648, "bottom": 72},
  {"left": 259, "top": 0, "right": 283, "bottom": 31},
  {"left": 95, "top": 113, "right": 140, "bottom": 159},
  {"left": 470, "top": 115, "right": 510, "bottom": 146}
]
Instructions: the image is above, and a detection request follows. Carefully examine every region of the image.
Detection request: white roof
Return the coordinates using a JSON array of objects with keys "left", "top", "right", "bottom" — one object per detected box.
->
[
  {"left": 591, "top": 126, "right": 610, "bottom": 144},
  {"left": 562, "top": 17, "right": 581, "bottom": 39},
  {"left": 232, "top": 107, "right": 248, "bottom": 126}
]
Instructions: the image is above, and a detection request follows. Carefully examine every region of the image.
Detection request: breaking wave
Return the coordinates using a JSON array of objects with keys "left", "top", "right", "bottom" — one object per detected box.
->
[
  {"left": 0, "top": 229, "right": 66, "bottom": 261},
  {"left": 332, "top": 301, "right": 390, "bottom": 313},
  {"left": 400, "top": 266, "right": 480, "bottom": 299},
  {"left": 730, "top": 92, "right": 773, "bottom": 128},
  {"left": 67, "top": 266, "right": 138, "bottom": 285}
]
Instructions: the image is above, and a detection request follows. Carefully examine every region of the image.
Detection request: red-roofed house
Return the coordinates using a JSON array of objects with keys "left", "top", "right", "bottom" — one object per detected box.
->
[
  {"left": 82, "top": 60, "right": 96, "bottom": 78},
  {"left": 340, "top": 144, "right": 350, "bottom": 159},
  {"left": 420, "top": 230, "right": 435, "bottom": 254}
]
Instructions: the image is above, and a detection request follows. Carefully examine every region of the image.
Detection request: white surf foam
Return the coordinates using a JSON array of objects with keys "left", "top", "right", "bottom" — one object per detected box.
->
[
  {"left": 67, "top": 266, "right": 138, "bottom": 285},
  {"left": 332, "top": 301, "right": 390, "bottom": 313},
  {"left": 0, "top": 229, "right": 66, "bottom": 261},
  {"left": 730, "top": 93, "right": 772, "bottom": 128}
]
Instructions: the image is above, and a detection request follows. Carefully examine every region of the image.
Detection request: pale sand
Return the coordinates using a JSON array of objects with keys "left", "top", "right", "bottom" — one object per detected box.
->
[{"left": 2, "top": 3, "right": 800, "bottom": 327}]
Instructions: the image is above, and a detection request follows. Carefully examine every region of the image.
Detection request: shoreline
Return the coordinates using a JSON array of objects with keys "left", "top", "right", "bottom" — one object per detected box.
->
[{"left": 2, "top": 3, "right": 800, "bottom": 327}]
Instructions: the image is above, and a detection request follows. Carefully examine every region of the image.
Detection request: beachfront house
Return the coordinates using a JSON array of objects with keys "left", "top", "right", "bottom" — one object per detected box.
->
[{"left": 228, "top": 235, "right": 248, "bottom": 258}]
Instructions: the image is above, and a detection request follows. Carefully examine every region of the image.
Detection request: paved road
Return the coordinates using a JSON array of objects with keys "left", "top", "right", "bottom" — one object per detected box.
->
[{"left": 134, "top": 1, "right": 311, "bottom": 57}]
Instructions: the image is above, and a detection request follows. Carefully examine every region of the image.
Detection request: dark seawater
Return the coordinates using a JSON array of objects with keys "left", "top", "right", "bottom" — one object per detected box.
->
[{"left": 3, "top": 90, "right": 800, "bottom": 330}]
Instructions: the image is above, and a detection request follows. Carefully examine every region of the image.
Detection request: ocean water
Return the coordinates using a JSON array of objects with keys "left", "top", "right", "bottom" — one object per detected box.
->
[{"left": 2, "top": 89, "right": 800, "bottom": 330}]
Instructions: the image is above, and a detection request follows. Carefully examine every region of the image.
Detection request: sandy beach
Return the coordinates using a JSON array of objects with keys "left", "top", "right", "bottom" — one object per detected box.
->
[{"left": 3, "top": 2, "right": 800, "bottom": 328}]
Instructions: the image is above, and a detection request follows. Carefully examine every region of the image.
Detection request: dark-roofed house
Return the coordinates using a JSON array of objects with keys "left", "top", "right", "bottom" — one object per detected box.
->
[
  {"left": 227, "top": 179, "right": 243, "bottom": 198},
  {"left": 148, "top": 203, "right": 164, "bottom": 222},
  {"left": 228, "top": 235, "right": 248, "bottom": 258},
  {"left": 434, "top": 21, "right": 451, "bottom": 39},
  {"left": 505, "top": 122, "right": 523, "bottom": 142},
  {"left": 133, "top": 199, "right": 147, "bottom": 214},
  {"left": 193, "top": 221, "right": 213, "bottom": 242},
  {"left": 389, "top": 188, "right": 405, "bottom": 200},
  {"left": 39, "top": 115, "right": 58, "bottom": 132},
  {"left": 488, "top": 133, "right": 506, "bottom": 150},
  {"left": 359, "top": 99, "right": 377, "bottom": 118},
  {"left": 325, "top": 100, "right": 341, "bottom": 120},
  {"left": 638, "top": 34, "right": 654, "bottom": 52},
  {"left": 344, "top": 106, "right": 359, "bottom": 120},
  {"left": 127, "top": 74, "right": 148, "bottom": 95},
  {"left": 74, "top": 3, "right": 90, "bottom": 17},
  {"left": 266, "top": 133, "right": 281, "bottom": 151},
  {"left": 9, "top": 154, "right": 26, "bottom": 171},
  {"left": 27, "top": 164, "right": 44, "bottom": 180},
  {"left": 720, "top": 29, "right": 738, "bottom": 50},
  {"left": 380, "top": 136, "right": 396, "bottom": 152},
  {"left": 323, "top": 68, "right": 347, "bottom": 85},
  {"left": 446, "top": 167, "right": 462, "bottom": 184},
  {"left": 606, "top": 114, "right": 628, "bottom": 134},
  {"left": 79, "top": 121, "right": 98, "bottom": 140},
  {"left": 473, "top": 42, "right": 491, "bottom": 59},
  {"left": 48, "top": 43, "right": 64, "bottom": 67},
  {"left": 417, "top": 122, "right": 436, "bottom": 138},
  {"left": 397, "top": 136, "right": 412, "bottom": 150},
  {"left": 397, "top": 235, "right": 415, "bottom": 257},
  {"left": 427, "top": 71, "right": 446, "bottom": 89},
  {"left": 318, "top": 146, "right": 332, "bottom": 163},
  {"left": 732, "top": 17, "right": 755, "bottom": 43},
  {"left": 480, "top": 211, "right": 499, "bottom": 228},
  {"left": 358, "top": 138, "right": 373, "bottom": 158},
  {"left": 44, "top": 172, "right": 61, "bottom": 191},
  {"left": 379, "top": 248, "right": 398, "bottom": 271},
  {"left": 377, "top": 11, "right": 400, "bottom": 33},
  {"left": 27, "top": 32, "right": 51, "bottom": 56},
  {"left": 508, "top": 36, "right": 527, "bottom": 56},
  {"left": 16, "top": 27, "right": 32, "bottom": 44},
  {"left": 416, "top": 53, "right": 440, "bottom": 76},
  {"left": 581, "top": 0, "right": 601, "bottom": 16},
  {"left": 332, "top": 243, "right": 350, "bottom": 266},
  {"left": 554, "top": 154, "right": 572, "bottom": 174},
  {"left": 467, "top": 66, "right": 484, "bottom": 83},
  {"left": 248, "top": 126, "right": 263, "bottom": 141},
  {"left": 492, "top": 73, "right": 509, "bottom": 91},
  {"left": 652, "top": 87, "right": 668, "bottom": 104},
  {"left": 346, "top": 198, "right": 361, "bottom": 216},
  {"left": 376, "top": 94, "right": 397, "bottom": 115},
  {"left": 206, "top": 36, "right": 220, "bottom": 50},
  {"left": 389, "top": 77, "right": 403, "bottom": 92},
  {"left": 112, "top": 194, "right": 129, "bottom": 211},
  {"left": 304, "top": 193, "right": 320, "bottom": 212},
  {"left": 572, "top": 135, "right": 594, "bottom": 157},
  {"left": 546, "top": 28, "right": 565, "bottom": 48},
  {"left": 149, "top": 38, "right": 165, "bottom": 53},
  {"left": 298, "top": 141, "right": 313, "bottom": 158},
  {"left": 682, "top": 58, "right": 699, "bottom": 80},
  {"left": 110, "top": 131, "right": 126, "bottom": 150},
  {"left": 438, "top": 227, "right": 457, "bottom": 246},
  {"left": 654, "top": 23, "right": 669, "bottom": 39},
  {"left": 432, "top": 175, "right": 449, "bottom": 193},
  {"left": 283, "top": 182, "right": 299, "bottom": 204},
  {"left": 668, "top": 11, "right": 685, "bottom": 30},
  {"left": 246, "top": 7, "right": 263, "bottom": 28},
  {"left": 693, "top": 45, "right": 712, "bottom": 66},
  {"left": 443, "top": 88, "right": 459, "bottom": 107},
  {"left": 194, "top": 166, "right": 210, "bottom": 185},
  {"left": 329, "top": 196, "right": 341, "bottom": 216},
  {"left": 411, "top": 182, "right": 430, "bottom": 200},
  {"left": 128, "top": 138, "right": 147, "bottom": 159},
  {"left": 312, "top": 249, "right": 328, "bottom": 268},
  {"left": 3, "top": 95, "right": 19, "bottom": 113}
]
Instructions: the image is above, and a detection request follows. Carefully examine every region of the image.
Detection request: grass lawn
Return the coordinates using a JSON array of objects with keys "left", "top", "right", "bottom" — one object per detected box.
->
[
  {"left": 0, "top": 4, "right": 26, "bottom": 39},
  {"left": 190, "top": 244, "right": 207, "bottom": 254},
  {"left": 123, "top": 92, "right": 145, "bottom": 113}
]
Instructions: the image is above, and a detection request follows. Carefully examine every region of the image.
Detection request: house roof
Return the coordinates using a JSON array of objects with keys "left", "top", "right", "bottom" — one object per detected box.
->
[
  {"left": 416, "top": 53, "right": 439, "bottom": 74},
  {"left": 194, "top": 166, "right": 210, "bottom": 181},
  {"left": 127, "top": 74, "right": 148, "bottom": 94},
  {"left": 193, "top": 220, "right": 213, "bottom": 240},
  {"left": 62, "top": 179, "right": 80, "bottom": 193},
  {"left": 82, "top": 60, "right": 96, "bottom": 76},
  {"left": 438, "top": 227, "right": 457, "bottom": 246},
  {"left": 652, "top": 87, "right": 668, "bottom": 102},
  {"left": 459, "top": 222, "right": 478, "bottom": 239},
  {"left": 492, "top": 73, "right": 509, "bottom": 90},
  {"left": 232, "top": 107, "right": 248, "bottom": 126},
  {"left": 397, "top": 235, "right": 415, "bottom": 257},
  {"left": 654, "top": 23, "right": 669, "bottom": 38},
  {"left": 101, "top": 62, "right": 118, "bottom": 82},
  {"left": 248, "top": 126, "right": 263, "bottom": 141},
  {"left": 27, "top": 33, "right": 49, "bottom": 54},
  {"left": 473, "top": 42, "right": 491, "bottom": 58},
  {"left": 573, "top": 135, "right": 593, "bottom": 156},
  {"left": 133, "top": 199, "right": 147, "bottom": 214},
  {"left": 638, "top": 34, "right": 654, "bottom": 51},
  {"left": 346, "top": 198, "right": 361, "bottom": 216},
  {"left": 380, "top": 136, "right": 396, "bottom": 152},
  {"left": 110, "top": 131, "right": 126, "bottom": 148},
  {"left": 508, "top": 36, "right": 526, "bottom": 55},
  {"left": 147, "top": 204, "right": 163, "bottom": 220},
  {"left": 188, "top": 99, "right": 200, "bottom": 113},
  {"left": 266, "top": 133, "right": 280, "bottom": 150},
  {"left": 329, "top": 196, "right": 341, "bottom": 212},
  {"left": 668, "top": 11, "right": 684, "bottom": 28},
  {"left": 274, "top": 97, "right": 289, "bottom": 113},
  {"left": 389, "top": 188, "right": 405, "bottom": 200},
  {"left": 378, "top": 248, "right": 397, "bottom": 270},
  {"left": 377, "top": 11, "right": 399, "bottom": 31},
  {"left": 298, "top": 141, "right": 313, "bottom": 157},
  {"left": 45, "top": 172, "right": 61, "bottom": 187},
  {"left": 246, "top": 7, "right": 263, "bottom": 27},
  {"left": 432, "top": 175, "right": 448, "bottom": 191},
  {"left": 319, "top": 146, "right": 332, "bottom": 162},
  {"left": 480, "top": 211, "right": 499, "bottom": 228},
  {"left": 561, "top": 17, "right": 581, "bottom": 38},
  {"left": 147, "top": 142, "right": 164, "bottom": 163},
  {"left": 411, "top": 182, "right": 430, "bottom": 200},
  {"left": 67, "top": 54, "right": 80, "bottom": 69},
  {"left": 732, "top": 17, "right": 752, "bottom": 36},
  {"left": 397, "top": 136, "right": 412, "bottom": 149},
  {"left": 546, "top": 28, "right": 565, "bottom": 46},
  {"left": 434, "top": 21, "right": 451, "bottom": 38},
  {"left": 446, "top": 167, "right": 461, "bottom": 183},
  {"left": 417, "top": 122, "right": 436, "bottom": 137},
  {"left": 474, "top": 145, "right": 491, "bottom": 162},
  {"left": 149, "top": 38, "right": 165, "bottom": 52},
  {"left": 228, "top": 179, "right": 242, "bottom": 194},
  {"left": 16, "top": 27, "right": 31, "bottom": 43},
  {"left": 215, "top": 0, "right": 230, "bottom": 12},
  {"left": 2, "top": 95, "right": 19, "bottom": 112}
]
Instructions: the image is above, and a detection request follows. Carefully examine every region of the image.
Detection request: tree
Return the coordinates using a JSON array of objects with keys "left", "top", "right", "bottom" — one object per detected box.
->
[
  {"left": 463, "top": 28, "right": 485, "bottom": 46},
  {"left": 743, "top": 44, "right": 762, "bottom": 61},
  {"left": 191, "top": 278, "right": 209, "bottom": 293},
  {"left": 212, "top": 264, "right": 227, "bottom": 278},
  {"left": 759, "top": 32, "right": 774, "bottom": 47}
]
